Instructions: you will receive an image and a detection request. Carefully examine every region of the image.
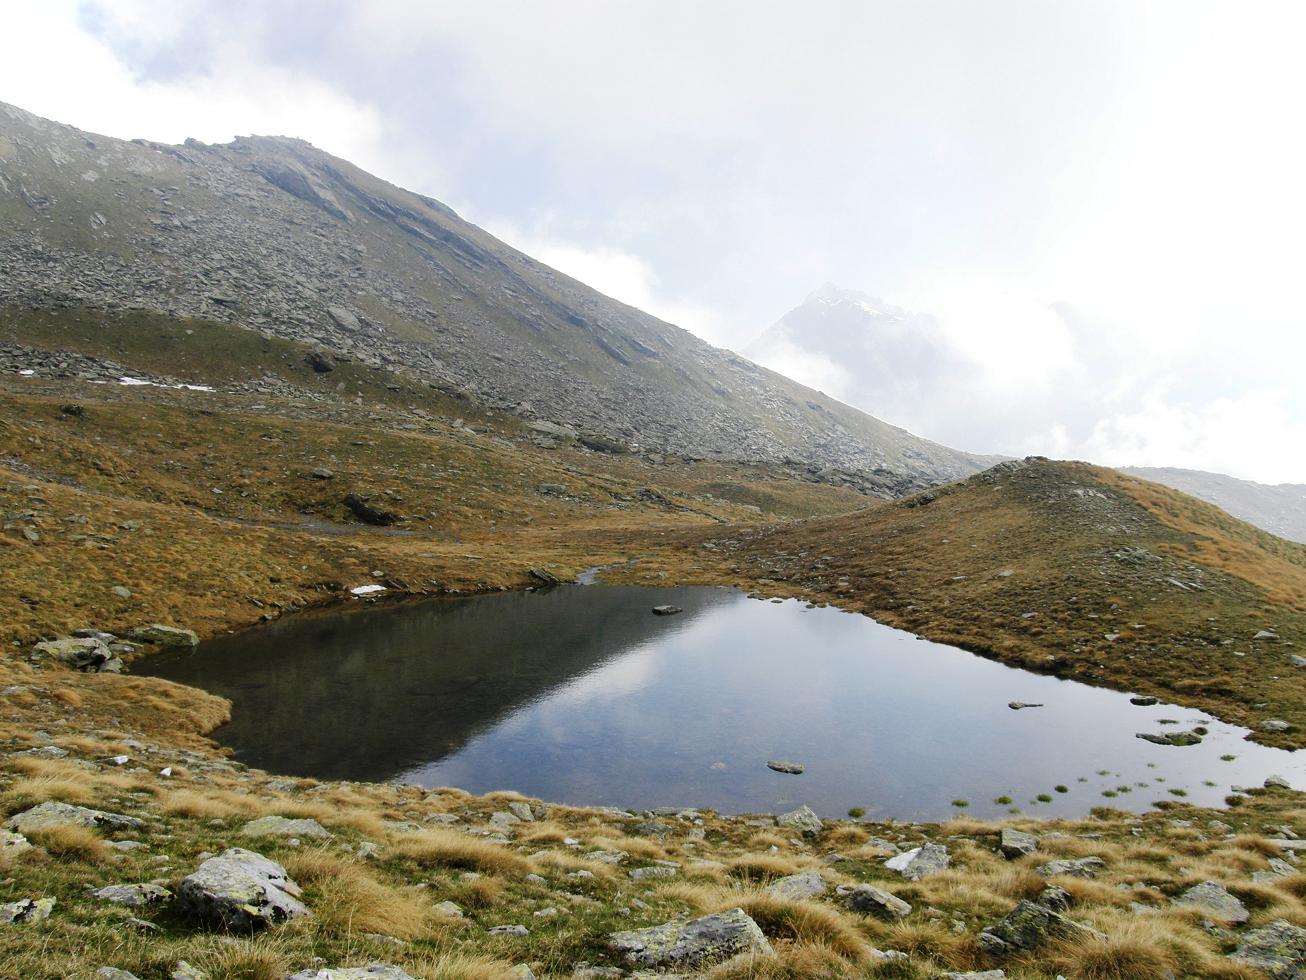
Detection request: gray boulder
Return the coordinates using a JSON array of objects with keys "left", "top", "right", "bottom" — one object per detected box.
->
[
  {"left": 96, "top": 970, "right": 140, "bottom": 980},
  {"left": 1175, "top": 880, "right": 1250, "bottom": 924},
  {"left": 6, "top": 801, "right": 144, "bottom": 833},
  {"left": 766, "top": 760, "right": 804, "bottom": 775},
  {"left": 1230, "top": 918, "right": 1306, "bottom": 977},
  {"left": 776, "top": 805, "right": 823, "bottom": 837},
  {"left": 240, "top": 815, "right": 332, "bottom": 839},
  {"left": 999, "top": 828, "right": 1039, "bottom": 859},
  {"left": 1, "top": 831, "right": 32, "bottom": 857},
  {"left": 609, "top": 908, "right": 774, "bottom": 970},
  {"left": 651, "top": 605, "right": 682, "bottom": 616},
  {"left": 30, "top": 636, "right": 122, "bottom": 673},
  {"left": 90, "top": 883, "right": 172, "bottom": 907},
  {"left": 885, "top": 842, "right": 950, "bottom": 880},
  {"left": 288, "top": 967, "right": 417, "bottom": 980},
  {"left": 764, "top": 870, "right": 827, "bottom": 901},
  {"left": 844, "top": 883, "right": 912, "bottom": 919},
  {"left": 177, "top": 848, "right": 308, "bottom": 929},
  {"left": 0, "top": 897, "right": 55, "bottom": 923},
  {"left": 1037, "top": 856, "right": 1106, "bottom": 878},
  {"left": 127, "top": 624, "right": 199, "bottom": 647},
  {"left": 979, "top": 899, "right": 1104, "bottom": 955}
]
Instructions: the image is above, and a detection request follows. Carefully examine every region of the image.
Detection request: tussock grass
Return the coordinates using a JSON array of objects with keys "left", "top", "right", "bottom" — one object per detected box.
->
[
  {"left": 2, "top": 776, "right": 94, "bottom": 808},
  {"left": 734, "top": 895, "right": 872, "bottom": 961},
  {"left": 27, "top": 823, "right": 110, "bottom": 862},
  {"left": 158, "top": 788, "right": 261, "bottom": 819},
  {"left": 394, "top": 829, "right": 534, "bottom": 877},
  {"left": 282, "top": 850, "right": 436, "bottom": 940},
  {"left": 726, "top": 854, "right": 802, "bottom": 881}
]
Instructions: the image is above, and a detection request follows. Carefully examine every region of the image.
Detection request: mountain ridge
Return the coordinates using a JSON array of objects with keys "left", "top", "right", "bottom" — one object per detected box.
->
[{"left": 0, "top": 101, "right": 990, "bottom": 496}]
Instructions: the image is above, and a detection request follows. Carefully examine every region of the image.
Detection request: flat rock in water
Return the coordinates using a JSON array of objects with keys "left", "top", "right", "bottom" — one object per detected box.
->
[
  {"left": 288, "top": 967, "right": 418, "bottom": 980},
  {"left": 844, "top": 883, "right": 912, "bottom": 919},
  {"left": 1130, "top": 695, "right": 1159, "bottom": 706},
  {"left": 6, "top": 801, "right": 144, "bottom": 832},
  {"left": 776, "top": 804, "right": 823, "bottom": 837},
  {"left": 766, "top": 760, "right": 804, "bottom": 775},
  {"left": 765, "top": 870, "right": 827, "bottom": 901},
  {"left": 1176, "top": 880, "right": 1250, "bottom": 924},
  {"left": 609, "top": 907, "right": 774, "bottom": 970},
  {"left": 1229, "top": 918, "right": 1306, "bottom": 977},
  {"left": 1136, "top": 730, "right": 1202, "bottom": 746},
  {"left": 178, "top": 847, "right": 308, "bottom": 930},
  {"left": 90, "top": 883, "right": 172, "bottom": 907},
  {"left": 651, "top": 605, "right": 682, "bottom": 616},
  {"left": 999, "top": 828, "right": 1039, "bottom": 859},
  {"left": 885, "top": 842, "right": 950, "bottom": 880},
  {"left": 240, "top": 815, "right": 332, "bottom": 839}
]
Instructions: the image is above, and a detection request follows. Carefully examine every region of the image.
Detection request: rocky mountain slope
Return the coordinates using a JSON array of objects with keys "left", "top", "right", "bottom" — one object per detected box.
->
[
  {"left": 0, "top": 101, "right": 988, "bottom": 496},
  {"left": 1124, "top": 466, "right": 1306, "bottom": 545}
]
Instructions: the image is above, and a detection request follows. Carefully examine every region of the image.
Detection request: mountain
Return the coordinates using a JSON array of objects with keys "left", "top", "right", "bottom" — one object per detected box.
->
[
  {"left": 1122, "top": 466, "right": 1306, "bottom": 545},
  {"left": 744, "top": 282, "right": 966, "bottom": 433},
  {"left": 0, "top": 102, "right": 988, "bottom": 496},
  {"left": 673, "top": 456, "right": 1306, "bottom": 745}
]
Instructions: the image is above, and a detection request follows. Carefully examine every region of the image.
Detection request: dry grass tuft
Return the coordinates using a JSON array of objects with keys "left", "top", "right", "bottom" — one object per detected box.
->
[
  {"left": 282, "top": 849, "right": 434, "bottom": 940},
  {"left": 190, "top": 936, "right": 292, "bottom": 980},
  {"left": 27, "top": 823, "right": 110, "bottom": 862},
  {"left": 733, "top": 895, "right": 871, "bottom": 962},
  {"left": 727, "top": 854, "right": 801, "bottom": 882},
  {"left": 1047, "top": 918, "right": 1178, "bottom": 980},
  {"left": 394, "top": 829, "right": 534, "bottom": 877},
  {"left": 2, "top": 776, "right": 94, "bottom": 808},
  {"left": 157, "top": 788, "right": 258, "bottom": 819},
  {"left": 446, "top": 874, "right": 505, "bottom": 909}
]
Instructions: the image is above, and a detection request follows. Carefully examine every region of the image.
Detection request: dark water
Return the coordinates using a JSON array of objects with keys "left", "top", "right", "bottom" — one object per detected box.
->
[{"left": 139, "top": 585, "right": 1305, "bottom": 820}]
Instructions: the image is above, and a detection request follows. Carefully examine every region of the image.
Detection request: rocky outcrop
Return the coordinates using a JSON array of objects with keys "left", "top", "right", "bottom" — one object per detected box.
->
[
  {"left": 609, "top": 908, "right": 774, "bottom": 970},
  {"left": 843, "top": 883, "right": 912, "bottom": 919},
  {"left": 998, "top": 828, "right": 1039, "bottom": 859},
  {"left": 1175, "top": 880, "right": 1250, "bottom": 924},
  {"left": 764, "top": 870, "right": 827, "bottom": 901},
  {"left": 979, "top": 899, "right": 1104, "bottom": 955},
  {"left": 776, "top": 805, "right": 823, "bottom": 837},
  {"left": 1229, "top": 919, "right": 1306, "bottom": 977},
  {"left": 177, "top": 848, "right": 308, "bottom": 929},
  {"left": 6, "top": 802, "right": 144, "bottom": 833},
  {"left": 239, "top": 815, "right": 332, "bottom": 839},
  {"left": 885, "top": 843, "right": 949, "bottom": 880}
]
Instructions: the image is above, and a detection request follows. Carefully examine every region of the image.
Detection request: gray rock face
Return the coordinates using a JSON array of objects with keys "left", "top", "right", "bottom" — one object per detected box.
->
[
  {"left": 29, "top": 636, "right": 122, "bottom": 673},
  {"left": 127, "top": 624, "right": 199, "bottom": 647},
  {"left": 844, "top": 883, "right": 912, "bottom": 919},
  {"left": 1175, "top": 880, "right": 1250, "bottom": 924},
  {"left": 0, "top": 102, "right": 991, "bottom": 491},
  {"left": 6, "top": 801, "right": 144, "bottom": 833},
  {"left": 978, "top": 899, "right": 1104, "bottom": 955},
  {"left": 1230, "top": 918, "right": 1306, "bottom": 977},
  {"left": 999, "top": 828, "right": 1039, "bottom": 859},
  {"left": 240, "top": 815, "right": 332, "bottom": 839},
  {"left": 764, "top": 870, "right": 827, "bottom": 901},
  {"left": 776, "top": 805, "right": 823, "bottom": 837},
  {"left": 1036, "top": 856, "right": 1105, "bottom": 879},
  {"left": 177, "top": 847, "right": 309, "bottom": 929},
  {"left": 0, "top": 897, "right": 55, "bottom": 923},
  {"left": 287, "top": 966, "right": 418, "bottom": 980},
  {"left": 885, "top": 842, "right": 950, "bottom": 880},
  {"left": 90, "top": 883, "right": 172, "bottom": 907},
  {"left": 609, "top": 908, "right": 774, "bottom": 970}
]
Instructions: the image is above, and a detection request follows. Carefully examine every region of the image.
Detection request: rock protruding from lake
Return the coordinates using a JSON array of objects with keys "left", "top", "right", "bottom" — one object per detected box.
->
[
  {"left": 886, "top": 842, "right": 950, "bottom": 880},
  {"left": 776, "top": 805, "right": 823, "bottom": 837},
  {"left": 844, "top": 883, "right": 912, "bottom": 919},
  {"left": 178, "top": 848, "right": 308, "bottom": 929},
  {"left": 651, "top": 605, "right": 683, "bottom": 616},
  {"left": 766, "top": 760, "right": 804, "bottom": 775},
  {"left": 609, "top": 907, "right": 774, "bottom": 970},
  {"left": 1229, "top": 919, "right": 1306, "bottom": 976}
]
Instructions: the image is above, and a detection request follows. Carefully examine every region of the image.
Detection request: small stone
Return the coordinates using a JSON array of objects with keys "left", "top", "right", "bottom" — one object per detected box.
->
[
  {"left": 90, "top": 883, "right": 172, "bottom": 907},
  {"left": 630, "top": 866, "right": 678, "bottom": 880},
  {"left": 979, "top": 899, "right": 1104, "bottom": 955},
  {"left": 1266, "top": 775, "right": 1292, "bottom": 790},
  {"left": 1262, "top": 719, "right": 1293, "bottom": 733},
  {"left": 127, "top": 624, "right": 199, "bottom": 647},
  {"left": 507, "top": 802, "right": 535, "bottom": 822},
  {"left": 488, "top": 924, "right": 529, "bottom": 936},
  {"left": 171, "top": 962, "right": 208, "bottom": 980},
  {"left": 1007, "top": 702, "right": 1043, "bottom": 710},
  {"left": 765, "top": 760, "right": 804, "bottom": 774},
  {"left": 6, "top": 801, "right": 143, "bottom": 833},
  {"left": 434, "top": 901, "right": 464, "bottom": 917},
  {"left": 96, "top": 970, "right": 140, "bottom": 980}
]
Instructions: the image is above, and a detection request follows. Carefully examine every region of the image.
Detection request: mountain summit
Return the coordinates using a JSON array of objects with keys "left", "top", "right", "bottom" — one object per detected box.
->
[{"left": 0, "top": 103, "right": 987, "bottom": 495}]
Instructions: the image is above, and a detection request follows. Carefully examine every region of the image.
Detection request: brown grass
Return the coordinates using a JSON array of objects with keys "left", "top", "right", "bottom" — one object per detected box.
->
[
  {"left": 394, "top": 829, "right": 534, "bottom": 878},
  {"left": 282, "top": 850, "right": 435, "bottom": 940},
  {"left": 27, "top": 823, "right": 110, "bottom": 862}
]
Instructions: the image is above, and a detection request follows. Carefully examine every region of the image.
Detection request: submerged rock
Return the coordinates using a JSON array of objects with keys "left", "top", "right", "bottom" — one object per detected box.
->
[
  {"left": 609, "top": 908, "right": 774, "bottom": 970},
  {"left": 1229, "top": 918, "right": 1306, "bottom": 977},
  {"left": 178, "top": 847, "right": 308, "bottom": 930}
]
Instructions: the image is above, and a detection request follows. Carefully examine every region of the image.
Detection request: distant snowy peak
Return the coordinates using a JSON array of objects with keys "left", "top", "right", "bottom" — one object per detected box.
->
[{"left": 803, "top": 283, "right": 907, "bottom": 320}]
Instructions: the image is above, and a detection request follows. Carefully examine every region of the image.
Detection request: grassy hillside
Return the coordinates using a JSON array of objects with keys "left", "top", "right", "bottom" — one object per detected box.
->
[{"left": 638, "top": 458, "right": 1306, "bottom": 747}]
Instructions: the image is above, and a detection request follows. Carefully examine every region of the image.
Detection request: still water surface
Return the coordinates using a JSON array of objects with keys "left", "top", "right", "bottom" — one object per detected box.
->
[{"left": 140, "top": 584, "right": 1304, "bottom": 820}]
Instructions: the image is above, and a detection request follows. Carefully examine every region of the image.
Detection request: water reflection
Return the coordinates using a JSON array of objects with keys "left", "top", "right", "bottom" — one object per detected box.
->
[{"left": 141, "top": 586, "right": 1305, "bottom": 820}]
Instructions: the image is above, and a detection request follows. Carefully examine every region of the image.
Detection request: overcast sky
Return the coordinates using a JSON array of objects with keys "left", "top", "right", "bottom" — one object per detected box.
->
[{"left": 4, "top": 1, "right": 1305, "bottom": 483}]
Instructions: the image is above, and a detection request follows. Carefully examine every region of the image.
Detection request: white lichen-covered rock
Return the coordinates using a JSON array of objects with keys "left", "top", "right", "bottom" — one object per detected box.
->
[
  {"left": 90, "top": 883, "right": 172, "bottom": 907},
  {"left": 240, "top": 815, "right": 332, "bottom": 839},
  {"left": 765, "top": 870, "right": 827, "bottom": 900},
  {"left": 1, "top": 831, "right": 32, "bottom": 857},
  {"left": 610, "top": 908, "right": 774, "bottom": 970},
  {"left": 287, "top": 966, "right": 418, "bottom": 980},
  {"left": 885, "top": 842, "right": 950, "bottom": 880},
  {"left": 5, "top": 801, "right": 144, "bottom": 833},
  {"left": 1175, "top": 880, "right": 1250, "bottom": 924},
  {"left": 776, "top": 804, "right": 823, "bottom": 837},
  {"left": 178, "top": 848, "right": 308, "bottom": 929},
  {"left": 1, "top": 897, "right": 55, "bottom": 924}
]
